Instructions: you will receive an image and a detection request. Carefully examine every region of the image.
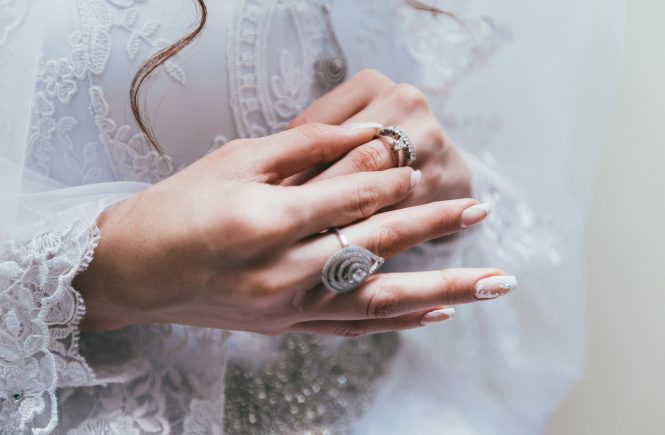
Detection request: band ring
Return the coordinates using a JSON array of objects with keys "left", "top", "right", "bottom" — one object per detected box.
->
[
  {"left": 378, "top": 126, "right": 416, "bottom": 167},
  {"left": 321, "top": 228, "right": 385, "bottom": 293}
]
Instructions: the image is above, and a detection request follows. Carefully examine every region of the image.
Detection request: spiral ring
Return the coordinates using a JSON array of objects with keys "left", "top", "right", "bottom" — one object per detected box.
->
[{"left": 321, "top": 229, "right": 384, "bottom": 293}]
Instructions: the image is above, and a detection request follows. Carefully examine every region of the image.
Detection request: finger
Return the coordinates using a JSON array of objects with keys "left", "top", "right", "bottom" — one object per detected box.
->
[
  {"left": 307, "top": 90, "right": 441, "bottom": 183},
  {"left": 321, "top": 199, "right": 487, "bottom": 258},
  {"left": 341, "top": 83, "right": 432, "bottom": 128},
  {"left": 288, "top": 306, "right": 455, "bottom": 337},
  {"left": 286, "top": 200, "right": 491, "bottom": 289},
  {"left": 304, "top": 269, "right": 515, "bottom": 321},
  {"left": 239, "top": 123, "right": 379, "bottom": 183},
  {"left": 307, "top": 138, "right": 397, "bottom": 183},
  {"left": 290, "top": 167, "right": 420, "bottom": 240},
  {"left": 288, "top": 69, "right": 394, "bottom": 128}
]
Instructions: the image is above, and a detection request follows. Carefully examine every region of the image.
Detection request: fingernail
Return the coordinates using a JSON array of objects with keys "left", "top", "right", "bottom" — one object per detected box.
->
[
  {"left": 346, "top": 122, "right": 384, "bottom": 130},
  {"left": 460, "top": 203, "right": 492, "bottom": 228},
  {"left": 410, "top": 170, "right": 422, "bottom": 189},
  {"left": 474, "top": 275, "right": 517, "bottom": 300},
  {"left": 421, "top": 307, "right": 456, "bottom": 325}
]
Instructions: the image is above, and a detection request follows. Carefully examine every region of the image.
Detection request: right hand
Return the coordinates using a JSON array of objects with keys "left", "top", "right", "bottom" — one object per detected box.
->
[{"left": 74, "top": 123, "right": 512, "bottom": 335}]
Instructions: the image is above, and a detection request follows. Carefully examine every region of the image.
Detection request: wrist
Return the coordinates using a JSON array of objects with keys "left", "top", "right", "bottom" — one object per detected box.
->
[{"left": 73, "top": 204, "right": 139, "bottom": 331}]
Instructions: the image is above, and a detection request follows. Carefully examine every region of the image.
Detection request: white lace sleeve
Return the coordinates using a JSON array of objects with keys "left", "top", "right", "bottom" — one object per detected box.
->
[{"left": 0, "top": 218, "right": 100, "bottom": 434}]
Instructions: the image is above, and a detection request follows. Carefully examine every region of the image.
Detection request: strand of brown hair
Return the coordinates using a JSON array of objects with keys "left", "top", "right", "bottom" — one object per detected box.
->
[
  {"left": 130, "top": 0, "right": 208, "bottom": 153},
  {"left": 130, "top": 0, "right": 453, "bottom": 154}
]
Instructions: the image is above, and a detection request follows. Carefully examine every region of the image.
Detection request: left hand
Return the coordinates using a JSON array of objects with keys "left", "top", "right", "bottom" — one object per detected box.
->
[{"left": 287, "top": 69, "right": 472, "bottom": 208}]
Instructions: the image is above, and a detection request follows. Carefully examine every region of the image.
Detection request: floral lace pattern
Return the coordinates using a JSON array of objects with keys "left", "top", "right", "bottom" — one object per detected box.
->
[
  {"left": 26, "top": 0, "right": 183, "bottom": 186},
  {"left": 0, "top": 220, "right": 99, "bottom": 434},
  {"left": 227, "top": 0, "right": 346, "bottom": 138}
]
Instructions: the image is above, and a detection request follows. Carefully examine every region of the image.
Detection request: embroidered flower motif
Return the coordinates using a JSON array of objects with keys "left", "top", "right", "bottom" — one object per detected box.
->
[
  {"left": 40, "top": 59, "right": 78, "bottom": 104},
  {"left": 69, "top": 0, "right": 113, "bottom": 78},
  {"left": 89, "top": 86, "right": 175, "bottom": 183},
  {"left": 0, "top": 222, "right": 99, "bottom": 432},
  {"left": 271, "top": 49, "right": 303, "bottom": 119},
  {"left": 0, "top": 286, "right": 56, "bottom": 434}
]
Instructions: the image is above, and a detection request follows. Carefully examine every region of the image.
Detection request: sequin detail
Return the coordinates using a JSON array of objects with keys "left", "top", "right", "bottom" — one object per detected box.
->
[{"left": 224, "top": 333, "right": 400, "bottom": 434}]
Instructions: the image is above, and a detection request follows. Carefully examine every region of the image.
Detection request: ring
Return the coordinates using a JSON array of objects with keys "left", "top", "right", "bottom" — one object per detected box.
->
[
  {"left": 379, "top": 126, "right": 416, "bottom": 167},
  {"left": 321, "top": 228, "right": 385, "bottom": 293}
]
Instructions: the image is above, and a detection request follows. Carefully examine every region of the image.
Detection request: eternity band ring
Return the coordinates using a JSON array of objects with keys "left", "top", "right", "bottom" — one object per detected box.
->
[
  {"left": 378, "top": 126, "right": 416, "bottom": 167},
  {"left": 321, "top": 228, "right": 385, "bottom": 293}
]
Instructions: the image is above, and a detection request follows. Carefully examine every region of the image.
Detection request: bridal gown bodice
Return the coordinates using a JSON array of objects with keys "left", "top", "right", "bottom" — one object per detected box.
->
[{"left": 0, "top": 0, "right": 605, "bottom": 433}]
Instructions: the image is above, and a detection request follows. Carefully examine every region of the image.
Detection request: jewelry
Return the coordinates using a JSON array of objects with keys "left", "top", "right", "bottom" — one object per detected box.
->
[
  {"left": 321, "top": 228, "right": 384, "bottom": 293},
  {"left": 378, "top": 126, "right": 416, "bottom": 167}
]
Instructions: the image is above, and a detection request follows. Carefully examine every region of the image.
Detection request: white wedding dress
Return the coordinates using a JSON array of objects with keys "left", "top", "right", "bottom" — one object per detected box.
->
[{"left": 0, "top": 0, "right": 624, "bottom": 433}]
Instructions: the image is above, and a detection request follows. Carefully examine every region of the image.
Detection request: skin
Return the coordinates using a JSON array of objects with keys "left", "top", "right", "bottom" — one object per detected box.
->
[
  {"left": 288, "top": 69, "right": 472, "bottom": 205},
  {"left": 75, "top": 72, "right": 506, "bottom": 337}
]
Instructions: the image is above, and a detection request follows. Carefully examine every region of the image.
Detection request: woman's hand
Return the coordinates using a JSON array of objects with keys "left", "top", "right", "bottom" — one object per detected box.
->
[
  {"left": 288, "top": 69, "right": 472, "bottom": 208},
  {"left": 74, "top": 123, "right": 513, "bottom": 336}
]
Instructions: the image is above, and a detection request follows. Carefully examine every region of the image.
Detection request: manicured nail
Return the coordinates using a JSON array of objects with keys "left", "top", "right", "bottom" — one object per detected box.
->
[
  {"left": 421, "top": 307, "right": 456, "bottom": 325},
  {"left": 410, "top": 170, "right": 422, "bottom": 189},
  {"left": 346, "top": 122, "right": 384, "bottom": 130},
  {"left": 474, "top": 275, "right": 517, "bottom": 299},
  {"left": 460, "top": 203, "right": 492, "bottom": 228}
]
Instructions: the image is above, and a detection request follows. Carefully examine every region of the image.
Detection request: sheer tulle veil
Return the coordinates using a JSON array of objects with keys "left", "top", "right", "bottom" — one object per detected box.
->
[
  {"left": 1, "top": 0, "right": 624, "bottom": 433},
  {"left": 1, "top": 0, "right": 148, "bottom": 241}
]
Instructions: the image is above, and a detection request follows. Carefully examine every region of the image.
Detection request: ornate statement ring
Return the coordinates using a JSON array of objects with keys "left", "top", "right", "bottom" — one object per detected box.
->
[
  {"left": 321, "top": 228, "right": 384, "bottom": 293},
  {"left": 378, "top": 126, "right": 416, "bottom": 167}
]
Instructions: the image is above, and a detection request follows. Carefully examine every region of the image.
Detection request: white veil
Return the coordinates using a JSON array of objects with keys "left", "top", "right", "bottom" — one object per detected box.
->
[{"left": 0, "top": 0, "right": 146, "bottom": 242}]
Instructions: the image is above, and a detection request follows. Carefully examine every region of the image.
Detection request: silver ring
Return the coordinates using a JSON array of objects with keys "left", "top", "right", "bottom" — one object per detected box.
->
[
  {"left": 321, "top": 228, "right": 385, "bottom": 293},
  {"left": 379, "top": 126, "right": 416, "bottom": 167}
]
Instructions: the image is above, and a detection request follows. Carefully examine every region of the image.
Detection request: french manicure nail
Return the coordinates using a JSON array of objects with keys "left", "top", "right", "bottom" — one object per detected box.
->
[
  {"left": 410, "top": 170, "right": 422, "bottom": 189},
  {"left": 460, "top": 203, "right": 492, "bottom": 228},
  {"left": 474, "top": 275, "right": 517, "bottom": 299},
  {"left": 421, "top": 307, "right": 456, "bottom": 325},
  {"left": 347, "top": 122, "right": 384, "bottom": 130}
]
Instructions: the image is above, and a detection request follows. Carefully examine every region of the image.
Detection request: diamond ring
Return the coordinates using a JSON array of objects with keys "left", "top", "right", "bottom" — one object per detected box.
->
[
  {"left": 378, "top": 126, "right": 416, "bottom": 167},
  {"left": 321, "top": 228, "right": 384, "bottom": 293}
]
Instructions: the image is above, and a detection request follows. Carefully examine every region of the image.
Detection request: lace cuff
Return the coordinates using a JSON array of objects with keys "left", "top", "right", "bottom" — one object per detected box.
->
[{"left": 0, "top": 219, "right": 100, "bottom": 434}]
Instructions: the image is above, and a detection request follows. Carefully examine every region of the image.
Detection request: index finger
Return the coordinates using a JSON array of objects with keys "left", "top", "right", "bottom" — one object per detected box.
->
[{"left": 247, "top": 123, "right": 380, "bottom": 183}]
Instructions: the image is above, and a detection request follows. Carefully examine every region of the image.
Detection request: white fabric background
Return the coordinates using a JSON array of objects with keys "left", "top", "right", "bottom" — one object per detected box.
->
[{"left": 549, "top": 0, "right": 665, "bottom": 433}]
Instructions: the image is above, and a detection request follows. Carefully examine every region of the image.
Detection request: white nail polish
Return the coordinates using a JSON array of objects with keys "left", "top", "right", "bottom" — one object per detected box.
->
[
  {"left": 346, "top": 122, "right": 384, "bottom": 130},
  {"left": 474, "top": 276, "right": 517, "bottom": 299},
  {"left": 421, "top": 307, "right": 456, "bottom": 325},
  {"left": 460, "top": 203, "right": 492, "bottom": 229},
  {"left": 410, "top": 170, "right": 422, "bottom": 189}
]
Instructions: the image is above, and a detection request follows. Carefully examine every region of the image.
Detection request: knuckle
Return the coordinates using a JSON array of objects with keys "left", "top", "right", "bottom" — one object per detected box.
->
[
  {"left": 431, "top": 206, "right": 460, "bottom": 236},
  {"left": 438, "top": 271, "right": 457, "bottom": 305},
  {"left": 334, "top": 324, "right": 367, "bottom": 338},
  {"left": 396, "top": 169, "right": 413, "bottom": 196},
  {"left": 296, "top": 122, "right": 328, "bottom": 143},
  {"left": 393, "top": 83, "right": 428, "bottom": 108},
  {"left": 288, "top": 114, "right": 309, "bottom": 129},
  {"left": 369, "top": 222, "right": 404, "bottom": 258},
  {"left": 365, "top": 285, "right": 401, "bottom": 318},
  {"left": 355, "top": 68, "right": 387, "bottom": 86},
  {"left": 230, "top": 204, "right": 292, "bottom": 249},
  {"left": 423, "top": 122, "right": 445, "bottom": 147},
  {"left": 355, "top": 141, "right": 390, "bottom": 172},
  {"left": 242, "top": 271, "right": 280, "bottom": 300},
  {"left": 354, "top": 182, "right": 382, "bottom": 219},
  {"left": 387, "top": 317, "right": 413, "bottom": 332}
]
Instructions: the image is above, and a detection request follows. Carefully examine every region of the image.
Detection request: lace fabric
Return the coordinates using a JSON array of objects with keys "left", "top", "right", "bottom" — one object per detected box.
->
[{"left": 0, "top": 220, "right": 98, "bottom": 434}]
